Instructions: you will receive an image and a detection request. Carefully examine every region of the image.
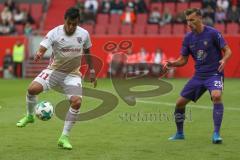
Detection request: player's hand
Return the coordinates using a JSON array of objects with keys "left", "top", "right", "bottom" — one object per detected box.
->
[
  {"left": 162, "top": 60, "right": 173, "bottom": 72},
  {"left": 165, "top": 60, "right": 174, "bottom": 68},
  {"left": 218, "top": 59, "right": 226, "bottom": 72},
  {"left": 90, "top": 69, "right": 97, "bottom": 88},
  {"left": 34, "top": 51, "right": 44, "bottom": 62}
]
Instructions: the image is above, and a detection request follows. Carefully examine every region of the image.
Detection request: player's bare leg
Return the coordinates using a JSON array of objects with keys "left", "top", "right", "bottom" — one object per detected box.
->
[
  {"left": 169, "top": 96, "right": 190, "bottom": 140},
  {"left": 58, "top": 96, "right": 82, "bottom": 150},
  {"left": 16, "top": 81, "right": 43, "bottom": 127},
  {"left": 211, "top": 90, "right": 223, "bottom": 144}
]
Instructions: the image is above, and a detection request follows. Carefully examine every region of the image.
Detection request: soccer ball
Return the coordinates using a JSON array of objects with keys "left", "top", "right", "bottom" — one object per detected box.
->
[{"left": 35, "top": 101, "right": 54, "bottom": 121}]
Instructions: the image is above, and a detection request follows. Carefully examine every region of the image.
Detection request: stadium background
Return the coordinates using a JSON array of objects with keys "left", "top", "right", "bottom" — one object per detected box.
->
[
  {"left": 0, "top": 0, "right": 240, "bottom": 78},
  {"left": 0, "top": 0, "right": 240, "bottom": 160}
]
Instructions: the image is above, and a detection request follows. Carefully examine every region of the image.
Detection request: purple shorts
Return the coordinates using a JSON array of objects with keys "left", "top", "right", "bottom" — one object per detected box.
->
[{"left": 180, "top": 75, "right": 224, "bottom": 102}]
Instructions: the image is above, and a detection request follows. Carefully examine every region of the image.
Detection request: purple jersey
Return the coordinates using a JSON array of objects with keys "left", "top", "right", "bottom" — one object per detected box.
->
[{"left": 181, "top": 26, "right": 227, "bottom": 77}]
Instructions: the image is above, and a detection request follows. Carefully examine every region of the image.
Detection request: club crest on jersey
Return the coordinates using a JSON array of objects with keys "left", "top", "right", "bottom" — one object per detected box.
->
[
  {"left": 196, "top": 50, "right": 207, "bottom": 60},
  {"left": 77, "top": 37, "right": 82, "bottom": 44},
  {"left": 204, "top": 41, "right": 208, "bottom": 46}
]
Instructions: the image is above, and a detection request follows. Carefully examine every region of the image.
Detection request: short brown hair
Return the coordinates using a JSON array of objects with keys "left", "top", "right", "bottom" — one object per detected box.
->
[{"left": 184, "top": 8, "right": 202, "bottom": 16}]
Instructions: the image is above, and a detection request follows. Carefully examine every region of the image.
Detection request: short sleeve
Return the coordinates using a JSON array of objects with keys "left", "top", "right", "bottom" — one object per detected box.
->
[
  {"left": 40, "top": 29, "right": 55, "bottom": 49},
  {"left": 213, "top": 31, "right": 226, "bottom": 49},
  {"left": 83, "top": 32, "right": 92, "bottom": 49},
  {"left": 181, "top": 36, "right": 190, "bottom": 56}
]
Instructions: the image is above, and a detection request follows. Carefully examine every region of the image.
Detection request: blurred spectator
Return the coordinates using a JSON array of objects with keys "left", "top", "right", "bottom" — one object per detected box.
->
[
  {"left": 24, "top": 22, "right": 33, "bottom": 36},
  {"left": 123, "top": 48, "right": 136, "bottom": 76},
  {"left": 1, "top": 7, "right": 12, "bottom": 23},
  {"left": 78, "top": 8, "right": 86, "bottom": 24},
  {"left": 174, "top": 11, "right": 185, "bottom": 23},
  {"left": 227, "top": 5, "right": 240, "bottom": 23},
  {"left": 203, "top": 15, "right": 214, "bottom": 26},
  {"left": 4, "top": 0, "right": 16, "bottom": 12},
  {"left": 202, "top": 0, "right": 216, "bottom": 10},
  {"left": 3, "top": 48, "right": 14, "bottom": 79},
  {"left": 148, "top": 7, "right": 161, "bottom": 24},
  {"left": 203, "top": 5, "right": 215, "bottom": 21},
  {"left": 13, "top": 40, "right": 25, "bottom": 78},
  {"left": 76, "top": 0, "right": 84, "bottom": 11},
  {"left": 0, "top": 20, "right": 15, "bottom": 35},
  {"left": 160, "top": 8, "right": 172, "bottom": 26},
  {"left": 202, "top": 5, "right": 215, "bottom": 26},
  {"left": 166, "top": 57, "right": 176, "bottom": 78},
  {"left": 84, "top": 0, "right": 99, "bottom": 14},
  {"left": 100, "top": 0, "right": 111, "bottom": 14},
  {"left": 126, "top": 0, "right": 136, "bottom": 10},
  {"left": 13, "top": 7, "right": 25, "bottom": 24},
  {"left": 135, "top": 0, "right": 148, "bottom": 13},
  {"left": 23, "top": 10, "right": 35, "bottom": 24},
  {"left": 178, "top": 0, "right": 189, "bottom": 2},
  {"left": 215, "top": 7, "right": 226, "bottom": 23},
  {"left": 110, "top": 0, "right": 125, "bottom": 14},
  {"left": 107, "top": 49, "right": 125, "bottom": 77},
  {"left": 151, "top": 48, "right": 166, "bottom": 77},
  {"left": 136, "top": 47, "right": 149, "bottom": 75},
  {"left": 83, "top": 9, "right": 96, "bottom": 24},
  {"left": 121, "top": 7, "right": 136, "bottom": 25},
  {"left": 216, "top": 0, "right": 229, "bottom": 12}
]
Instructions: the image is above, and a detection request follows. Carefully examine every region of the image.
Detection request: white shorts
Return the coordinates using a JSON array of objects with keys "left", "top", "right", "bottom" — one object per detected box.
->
[{"left": 33, "top": 69, "right": 82, "bottom": 99}]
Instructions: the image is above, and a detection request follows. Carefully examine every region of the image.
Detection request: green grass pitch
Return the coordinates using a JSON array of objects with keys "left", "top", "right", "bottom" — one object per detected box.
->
[{"left": 0, "top": 78, "right": 239, "bottom": 160}]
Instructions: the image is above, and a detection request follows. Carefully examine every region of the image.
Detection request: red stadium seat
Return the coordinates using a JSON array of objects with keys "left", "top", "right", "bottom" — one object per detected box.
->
[
  {"left": 214, "top": 23, "right": 225, "bottom": 34},
  {"left": 136, "top": 14, "right": 147, "bottom": 25},
  {"left": 30, "top": 3, "right": 43, "bottom": 22},
  {"left": 146, "top": 24, "right": 159, "bottom": 35},
  {"left": 97, "top": 14, "right": 109, "bottom": 25},
  {"left": 164, "top": 2, "right": 176, "bottom": 15},
  {"left": 81, "top": 24, "right": 94, "bottom": 34},
  {"left": 0, "top": 4, "right": 4, "bottom": 11},
  {"left": 159, "top": 24, "right": 172, "bottom": 35},
  {"left": 120, "top": 25, "right": 133, "bottom": 35},
  {"left": 176, "top": 2, "right": 189, "bottom": 13},
  {"left": 110, "top": 14, "right": 121, "bottom": 26},
  {"left": 94, "top": 25, "right": 107, "bottom": 35},
  {"left": 226, "top": 23, "right": 239, "bottom": 34},
  {"left": 150, "top": 3, "right": 163, "bottom": 12},
  {"left": 15, "top": 24, "right": 24, "bottom": 34},
  {"left": 107, "top": 24, "right": 120, "bottom": 35},
  {"left": 133, "top": 25, "right": 145, "bottom": 35},
  {"left": 189, "top": 2, "right": 202, "bottom": 9},
  {"left": 19, "top": 3, "right": 30, "bottom": 12},
  {"left": 172, "top": 24, "right": 185, "bottom": 35}
]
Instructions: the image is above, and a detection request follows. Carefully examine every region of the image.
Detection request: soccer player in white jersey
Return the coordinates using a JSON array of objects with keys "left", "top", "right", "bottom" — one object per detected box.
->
[{"left": 16, "top": 7, "right": 97, "bottom": 150}]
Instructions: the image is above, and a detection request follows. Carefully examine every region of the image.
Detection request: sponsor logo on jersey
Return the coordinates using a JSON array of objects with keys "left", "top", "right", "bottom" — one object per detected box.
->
[
  {"left": 77, "top": 37, "right": 82, "bottom": 44},
  {"left": 60, "top": 48, "right": 81, "bottom": 52}
]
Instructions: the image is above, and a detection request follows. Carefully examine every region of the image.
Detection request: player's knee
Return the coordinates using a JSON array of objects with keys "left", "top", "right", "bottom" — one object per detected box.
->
[
  {"left": 27, "top": 86, "right": 40, "bottom": 95},
  {"left": 176, "top": 98, "right": 189, "bottom": 108},
  {"left": 70, "top": 96, "right": 82, "bottom": 109},
  {"left": 212, "top": 93, "right": 222, "bottom": 103},
  {"left": 28, "top": 82, "right": 43, "bottom": 95}
]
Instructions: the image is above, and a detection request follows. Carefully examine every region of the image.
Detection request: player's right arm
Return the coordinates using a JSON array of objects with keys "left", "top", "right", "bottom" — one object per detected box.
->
[
  {"left": 34, "top": 28, "right": 56, "bottom": 62},
  {"left": 166, "top": 34, "right": 190, "bottom": 68},
  {"left": 34, "top": 45, "right": 47, "bottom": 62},
  {"left": 166, "top": 55, "right": 189, "bottom": 68}
]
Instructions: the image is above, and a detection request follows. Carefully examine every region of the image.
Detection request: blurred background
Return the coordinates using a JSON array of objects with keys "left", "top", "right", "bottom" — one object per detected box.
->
[{"left": 0, "top": 0, "right": 239, "bottom": 79}]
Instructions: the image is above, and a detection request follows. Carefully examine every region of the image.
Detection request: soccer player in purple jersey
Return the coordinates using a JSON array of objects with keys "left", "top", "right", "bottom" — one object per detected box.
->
[{"left": 166, "top": 8, "right": 232, "bottom": 144}]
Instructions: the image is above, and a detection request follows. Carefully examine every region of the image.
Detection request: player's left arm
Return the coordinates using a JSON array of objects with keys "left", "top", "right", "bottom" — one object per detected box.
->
[
  {"left": 84, "top": 48, "right": 97, "bottom": 88},
  {"left": 218, "top": 45, "right": 232, "bottom": 72}
]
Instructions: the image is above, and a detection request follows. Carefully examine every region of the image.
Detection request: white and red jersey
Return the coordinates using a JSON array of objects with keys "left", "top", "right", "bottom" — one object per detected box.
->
[{"left": 40, "top": 25, "right": 92, "bottom": 75}]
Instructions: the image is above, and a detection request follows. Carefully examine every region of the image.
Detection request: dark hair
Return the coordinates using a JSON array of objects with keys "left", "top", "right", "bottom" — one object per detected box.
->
[
  {"left": 64, "top": 7, "right": 80, "bottom": 20},
  {"left": 184, "top": 8, "right": 202, "bottom": 16}
]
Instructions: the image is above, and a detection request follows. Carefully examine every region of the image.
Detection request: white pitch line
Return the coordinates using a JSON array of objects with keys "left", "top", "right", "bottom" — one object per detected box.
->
[{"left": 137, "top": 100, "right": 240, "bottom": 111}]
